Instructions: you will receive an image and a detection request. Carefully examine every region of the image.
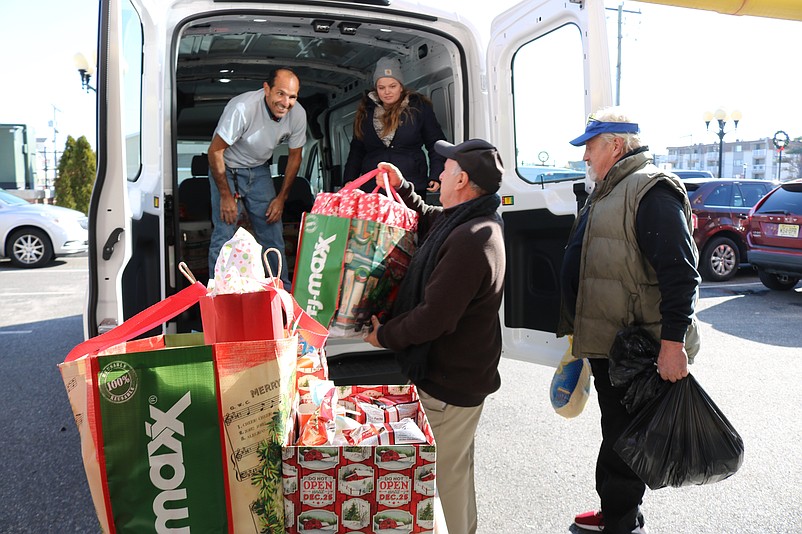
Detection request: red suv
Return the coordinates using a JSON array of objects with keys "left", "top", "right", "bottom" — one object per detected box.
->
[
  {"left": 746, "top": 179, "right": 802, "bottom": 290},
  {"left": 685, "top": 178, "right": 776, "bottom": 281}
]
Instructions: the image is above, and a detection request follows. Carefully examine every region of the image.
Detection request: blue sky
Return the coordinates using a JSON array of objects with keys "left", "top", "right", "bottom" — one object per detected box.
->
[
  {"left": 607, "top": 2, "right": 802, "bottom": 153},
  {"left": 2, "top": 0, "right": 800, "bottom": 158}
]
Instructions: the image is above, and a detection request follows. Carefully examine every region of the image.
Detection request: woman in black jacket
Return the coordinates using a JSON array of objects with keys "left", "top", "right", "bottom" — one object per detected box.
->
[{"left": 344, "top": 56, "right": 447, "bottom": 196}]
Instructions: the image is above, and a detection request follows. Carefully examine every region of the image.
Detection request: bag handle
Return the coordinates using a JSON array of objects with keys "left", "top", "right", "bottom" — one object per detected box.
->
[
  {"left": 377, "top": 170, "right": 406, "bottom": 205},
  {"left": 342, "top": 168, "right": 406, "bottom": 206},
  {"left": 64, "top": 280, "right": 207, "bottom": 363},
  {"left": 340, "top": 168, "right": 381, "bottom": 192},
  {"left": 263, "top": 246, "right": 298, "bottom": 327},
  {"left": 262, "top": 247, "right": 329, "bottom": 348}
]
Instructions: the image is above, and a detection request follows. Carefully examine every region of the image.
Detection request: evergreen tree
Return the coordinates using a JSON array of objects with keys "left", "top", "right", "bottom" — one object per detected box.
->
[{"left": 56, "top": 135, "right": 96, "bottom": 213}]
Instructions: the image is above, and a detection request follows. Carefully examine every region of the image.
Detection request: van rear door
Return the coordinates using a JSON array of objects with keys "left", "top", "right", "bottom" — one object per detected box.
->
[
  {"left": 489, "top": 0, "right": 612, "bottom": 366},
  {"left": 88, "top": 0, "right": 158, "bottom": 337}
]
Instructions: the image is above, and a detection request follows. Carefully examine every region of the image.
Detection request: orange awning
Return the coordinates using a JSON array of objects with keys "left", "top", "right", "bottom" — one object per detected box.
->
[{"left": 636, "top": 0, "right": 802, "bottom": 22}]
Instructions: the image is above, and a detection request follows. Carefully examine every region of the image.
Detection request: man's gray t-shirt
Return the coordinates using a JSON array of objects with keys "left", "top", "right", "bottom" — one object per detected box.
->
[{"left": 213, "top": 88, "right": 307, "bottom": 169}]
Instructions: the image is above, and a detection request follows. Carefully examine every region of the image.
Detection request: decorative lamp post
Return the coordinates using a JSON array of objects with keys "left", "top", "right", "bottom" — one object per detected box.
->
[
  {"left": 73, "top": 52, "right": 97, "bottom": 93},
  {"left": 773, "top": 130, "right": 790, "bottom": 181},
  {"left": 704, "top": 108, "right": 741, "bottom": 178}
]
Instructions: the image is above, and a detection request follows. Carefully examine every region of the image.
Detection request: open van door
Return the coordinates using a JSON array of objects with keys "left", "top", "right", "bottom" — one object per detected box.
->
[
  {"left": 489, "top": 0, "right": 613, "bottom": 366},
  {"left": 87, "top": 0, "right": 161, "bottom": 337}
]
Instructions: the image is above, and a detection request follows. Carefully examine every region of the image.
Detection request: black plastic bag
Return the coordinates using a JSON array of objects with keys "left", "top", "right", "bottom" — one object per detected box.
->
[
  {"left": 614, "top": 373, "right": 744, "bottom": 490},
  {"left": 608, "top": 326, "right": 669, "bottom": 413}
]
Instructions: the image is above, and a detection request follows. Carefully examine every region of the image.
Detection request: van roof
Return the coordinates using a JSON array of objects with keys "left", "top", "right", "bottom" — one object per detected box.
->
[{"left": 175, "top": 8, "right": 467, "bottom": 140}]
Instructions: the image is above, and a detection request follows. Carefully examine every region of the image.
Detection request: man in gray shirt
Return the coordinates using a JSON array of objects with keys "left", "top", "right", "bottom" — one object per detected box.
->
[{"left": 207, "top": 67, "right": 307, "bottom": 284}]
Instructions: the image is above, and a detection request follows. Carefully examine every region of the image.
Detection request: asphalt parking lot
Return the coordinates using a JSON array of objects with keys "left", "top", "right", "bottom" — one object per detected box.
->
[{"left": 1, "top": 256, "right": 800, "bottom": 533}]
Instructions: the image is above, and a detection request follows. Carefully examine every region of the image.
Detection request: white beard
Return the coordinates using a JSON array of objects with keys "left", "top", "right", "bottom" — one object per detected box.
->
[{"left": 586, "top": 165, "right": 602, "bottom": 183}]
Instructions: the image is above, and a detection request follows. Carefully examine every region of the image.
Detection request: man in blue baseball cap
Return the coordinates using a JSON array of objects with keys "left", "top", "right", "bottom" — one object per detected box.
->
[
  {"left": 558, "top": 106, "right": 702, "bottom": 534},
  {"left": 569, "top": 115, "right": 640, "bottom": 146}
]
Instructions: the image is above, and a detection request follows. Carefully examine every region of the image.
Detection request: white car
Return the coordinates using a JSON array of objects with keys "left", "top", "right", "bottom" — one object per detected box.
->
[{"left": 0, "top": 189, "right": 88, "bottom": 268}]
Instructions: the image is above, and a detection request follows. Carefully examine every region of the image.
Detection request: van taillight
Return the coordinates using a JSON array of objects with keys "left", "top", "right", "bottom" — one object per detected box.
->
[{"left": 691, "top": 213, "right": 698, "bottom": 230}]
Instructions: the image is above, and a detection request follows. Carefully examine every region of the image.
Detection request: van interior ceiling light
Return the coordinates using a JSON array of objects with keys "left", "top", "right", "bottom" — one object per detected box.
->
[{"left": 312, "top": 19, "right": 334, "bottom": 33}]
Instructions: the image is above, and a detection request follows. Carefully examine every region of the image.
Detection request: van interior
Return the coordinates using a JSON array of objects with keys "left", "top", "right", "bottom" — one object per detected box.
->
[
  {"left": 107, "top": 1, "right": 593, "bottom": 378},
  {"left": 168, "top": 10, "right": 464, "bottom": 380}
]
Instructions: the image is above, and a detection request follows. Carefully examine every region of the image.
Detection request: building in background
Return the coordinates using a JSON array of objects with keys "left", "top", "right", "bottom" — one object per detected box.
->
[
  {"left": 657, "top": 137, "right": 802, "bottom": 181},
  {"left": 0, "top": 124, "right": 38, "bottom": 191},
  {"left": 0, "top": 124, "right": 61, "bottom": 203}
]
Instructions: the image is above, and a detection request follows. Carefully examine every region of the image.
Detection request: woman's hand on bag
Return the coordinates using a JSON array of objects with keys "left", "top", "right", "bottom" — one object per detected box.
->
[
  {"left": 363, "top": 315, "right": 383, "bottom": 348},
  {"left": 377, "top": 162, "right": 404, "bottom": 188},
  {"left": 427, "top": 180, "right": 441, "bottom": 192}
]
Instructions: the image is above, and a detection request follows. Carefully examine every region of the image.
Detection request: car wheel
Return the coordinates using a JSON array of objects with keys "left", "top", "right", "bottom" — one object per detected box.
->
[
  {"left": 700, "top": 236, "right": 739, "bottom": 282},
  {"left": 8, "top": 228, "right": 54, "bottom": 268},
  {"left": 757, "top": 268, "right": 800, "bottom": 291}
]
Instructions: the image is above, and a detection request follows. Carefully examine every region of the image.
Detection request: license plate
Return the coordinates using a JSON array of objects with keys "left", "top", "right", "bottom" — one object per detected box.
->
[{"left": 778, "top": 224, "right": 800, "bottom": 238}]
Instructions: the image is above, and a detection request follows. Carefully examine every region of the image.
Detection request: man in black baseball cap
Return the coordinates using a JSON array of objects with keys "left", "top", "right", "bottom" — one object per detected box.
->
[
  {"left": 433, "top": 138, "right": 504, "bottom": 195},
  {"left": 364, "top": 139, "right": 506, "bottom": 534}
]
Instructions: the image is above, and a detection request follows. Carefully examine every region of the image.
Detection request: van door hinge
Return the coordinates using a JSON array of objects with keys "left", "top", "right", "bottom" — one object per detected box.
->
[{"left": 102, "top": 227, "right": 125, "bottom": 260}]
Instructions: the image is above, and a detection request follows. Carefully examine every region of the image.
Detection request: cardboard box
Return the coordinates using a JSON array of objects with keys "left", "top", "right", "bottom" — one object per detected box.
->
[
  {"left": 339, "top": 385, "right": 421, "bottom": 425},
  {"left": 283, "top": 385, "right": 437, "bottom": 533}
]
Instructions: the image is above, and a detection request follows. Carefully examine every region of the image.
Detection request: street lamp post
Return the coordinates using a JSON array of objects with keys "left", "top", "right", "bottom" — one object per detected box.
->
[
  {"left": 704, "top": 108, "right": 741, "bottom": 178},
  {"left": 772, "top": 131, "right": 790, "bottom": 181},
  {"left": 73, "top": 52, "right": 97, "bottom": 93}
]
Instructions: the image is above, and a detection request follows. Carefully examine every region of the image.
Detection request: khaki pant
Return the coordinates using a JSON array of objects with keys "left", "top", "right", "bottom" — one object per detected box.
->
[{"left": 419, "top": 389, "right": 485, "bottom": 534}]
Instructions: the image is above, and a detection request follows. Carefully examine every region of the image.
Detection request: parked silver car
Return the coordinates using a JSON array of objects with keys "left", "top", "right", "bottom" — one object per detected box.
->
[{"left": 0, "top": 189, "right": 88, "bottom": 268}]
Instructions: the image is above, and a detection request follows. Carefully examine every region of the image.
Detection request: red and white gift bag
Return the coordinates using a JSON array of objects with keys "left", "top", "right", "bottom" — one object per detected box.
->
[{"left": 311, "top": 168, "right": 418, "bottom": 232}]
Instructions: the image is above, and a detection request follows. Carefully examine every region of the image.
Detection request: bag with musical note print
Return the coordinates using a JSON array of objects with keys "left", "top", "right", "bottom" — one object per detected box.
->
[{"left": 59, "top": 280, "right": 298, "bottom": 534}]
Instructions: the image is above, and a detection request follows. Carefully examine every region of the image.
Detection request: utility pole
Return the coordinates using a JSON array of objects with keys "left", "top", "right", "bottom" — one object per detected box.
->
[
  {"left": 606, "top": 3, "right": 641, "bottom": 106},
  {"left": 49, "top": 105, "right": 61, "bottom": 190}
]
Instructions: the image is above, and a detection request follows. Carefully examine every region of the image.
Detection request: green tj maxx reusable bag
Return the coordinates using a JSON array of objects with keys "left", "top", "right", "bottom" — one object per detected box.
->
[
  {"left": 291, "top": 212, "right": 415, "bottom": 338},
  {"left": 60, "top": 282, "right": 298, "bottom": 534},
  {"left": 96, "top": 343, "right": 227, "bottom": 532}
]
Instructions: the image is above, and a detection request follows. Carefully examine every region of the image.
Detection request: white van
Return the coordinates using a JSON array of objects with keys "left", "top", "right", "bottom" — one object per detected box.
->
[
  {"left": 85, "top": 0, "right": 802, "bottom": 381},
  {"left": 87, "top": 0, "right": 612, "bottom": 382}
]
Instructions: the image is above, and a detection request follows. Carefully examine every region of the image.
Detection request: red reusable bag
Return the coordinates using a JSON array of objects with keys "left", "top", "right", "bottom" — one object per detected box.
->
[
  {"left": 200, "top": 286, "right": 288, "bottom": 343},
  {"left": 311, "top": 168, "right": 418, "bottom": 232},
  {"left": 60, "top": 281, "right": 300, "bottom": 533},
  {"left": 201, "top": 276, "right": 329, "bottom": 348},
  {"left": 201, "top": 247, "right": 329, "bottom": 348}
]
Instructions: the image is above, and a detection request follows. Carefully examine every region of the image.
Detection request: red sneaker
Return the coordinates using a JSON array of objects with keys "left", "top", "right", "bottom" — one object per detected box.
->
[{"left": 574, "top": 510, "right": 604, "bottom": 532}]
